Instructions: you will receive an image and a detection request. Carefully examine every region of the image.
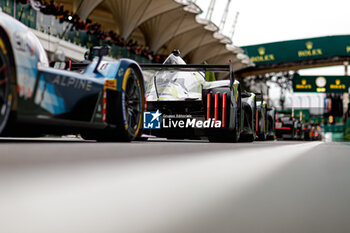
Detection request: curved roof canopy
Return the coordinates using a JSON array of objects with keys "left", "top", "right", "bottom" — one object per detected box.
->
[
  {"left": 164, "top": 26, "right": 217, "bottom": 57},
  {"left": 74, "top": 0, "right": 104, "bottom": 20},
  {"left": 60, "top": 0, "right": 251, "bottom": 71},
  {"left": 138, "top": 3, "right": 201, "bottom": 53},
  {"left": 186, "top": 42, "right": 233, "bottom": 64},
  {"left": 102, "top": 0, "right": 188, "bottom": 39}
]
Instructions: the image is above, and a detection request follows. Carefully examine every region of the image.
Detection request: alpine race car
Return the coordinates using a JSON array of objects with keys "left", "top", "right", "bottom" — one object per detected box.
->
[
  {"left": 255, "top": 94, "right": 268, "bottom": 141},
  {"left": 141, "top": 51, "right": 243, "bottom": 142},
  {"left": 240, "top": 91, "right": 256, "bottom": 142},
  {"left": 0, "top": 11, "right": 145, "bottom": 141}
]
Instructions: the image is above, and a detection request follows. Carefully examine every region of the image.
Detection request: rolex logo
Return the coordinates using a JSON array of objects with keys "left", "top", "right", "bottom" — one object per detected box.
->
[
  {"left": 302, "top": 79, "right": 307, "bottom": 85},
  {"left": 306, "top": 41, "right": 313, "bottom": 50},
  {"left": 336, "top": 79, "right": 340, "bottom": 85},
  {"left": 258, "top": 47, "right": 265, "bottom": 55}
]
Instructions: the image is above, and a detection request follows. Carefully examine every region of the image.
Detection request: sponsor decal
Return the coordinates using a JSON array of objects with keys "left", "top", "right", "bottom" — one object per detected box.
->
[
  {"left": 14, "top": 31, "right": 26, "bottom": 52},
  {"left": 118, "top": 67, "right": 125, "bottom": 77},
  {"left": 250, "top": 47, "right": 275, "bottom": 62},
  {"left": 143, "top": 110, "right": 222, "bottom": 129},
  {"left": 51, "top": 75, "right": 93, "bottom": 91},
  {"left": 296, "top": 79, "right": 312, "bottom": 90},
  {"left": 298, "top": 41, "right": 322, "bottom": 57},
  {"left": 330, "top": 79, "right": 346, "bottom": 90},
  {"left": 104, "top": 79, "right": 117, "bottom": 90},
  {"left": 144, "top": 110, "right": 162, "bottom": 129}
]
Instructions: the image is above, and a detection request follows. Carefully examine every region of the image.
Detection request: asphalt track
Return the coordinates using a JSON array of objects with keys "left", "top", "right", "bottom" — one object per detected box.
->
[{"left": 0, "top": 138, "right": 350, "bottom": 233}]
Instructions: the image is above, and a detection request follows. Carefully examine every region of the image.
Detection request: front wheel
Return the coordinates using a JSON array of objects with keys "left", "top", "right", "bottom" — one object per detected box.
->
[
  {"left": 0, "top": 32, "right": 14, "bottom": 135},
  {"left": 112, "top": 67, "right": 144, "bottom": 142}
]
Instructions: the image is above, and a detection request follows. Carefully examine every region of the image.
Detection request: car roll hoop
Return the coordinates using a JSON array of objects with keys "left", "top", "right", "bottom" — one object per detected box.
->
[{"left": 88, "top": 45, "right": 110, "bottom": 73}]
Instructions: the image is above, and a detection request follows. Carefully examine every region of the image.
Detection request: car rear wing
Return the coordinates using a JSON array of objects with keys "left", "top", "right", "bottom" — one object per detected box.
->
[{"left": 140, "top": 61, "right": 235, "bottom": 89}]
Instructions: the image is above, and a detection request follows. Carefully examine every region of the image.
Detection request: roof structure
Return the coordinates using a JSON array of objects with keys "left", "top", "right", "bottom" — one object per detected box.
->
[
  {"left": 237, "top": 35, "right": 350, "bottom": 77},
  {"left": 103, "top": 0, "right": 188, "bottom": 39},
  {"left": 164, "top": 26, "right": 217, "bottom": 57},
  {"left": 138, "top": 2, "right": 201, "bottom": 53},
  {"left": 186, "top": 42, "right": 229, "bottom": 64},
  {"left": 61, "top": 0, "right": 251, "bottom": 75}
]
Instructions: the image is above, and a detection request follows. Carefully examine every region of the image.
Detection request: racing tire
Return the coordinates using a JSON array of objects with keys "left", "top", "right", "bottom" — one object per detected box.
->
[
  {"left": 0, "top": 29, "right": 14, "bottom": 136},
  {"left": 239, "top": 133, "right": 254, "bottom": 142},
  {"left": 115, "top": 67, "right": 144, "bottom": 141},
  {"left": 107, "top": 67, "right": 144, "bottom": 142}
]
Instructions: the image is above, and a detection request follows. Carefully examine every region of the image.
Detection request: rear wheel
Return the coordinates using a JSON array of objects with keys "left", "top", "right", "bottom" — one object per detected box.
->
[
  {"left": 0, "top": 31, "right": 13, "bottom": 135},
  {"left": 239, "top": 133, "right": 254, "bottom": 142}
]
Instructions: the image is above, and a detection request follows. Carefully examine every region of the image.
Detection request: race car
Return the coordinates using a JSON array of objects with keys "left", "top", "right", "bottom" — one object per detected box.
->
[
  {"left": 255, "top": 94, "right": 268, "bottom": 141},
  {"left": 275, "top": 112, "right": 298, "bottom": 140},
  {"left": 303, "top": 123, "right": 313, "bottom": 140},
  {"left": 266, "top": 106, "right": 276, "bottom": 140},
  {"left": 295, "top": 120, "right": 305, "bottom": 140},
  {"left": 141, "top": 51, "right": 243, "bottom": 142},
  {"left": 0, "top": 11, "right": 145, "bottom": 141},
  {"left": 240, "top": 91, "right": 256, "bottom": 142},
  {"left": 311, "top": 123, "right": 322, "bottom": 140}
]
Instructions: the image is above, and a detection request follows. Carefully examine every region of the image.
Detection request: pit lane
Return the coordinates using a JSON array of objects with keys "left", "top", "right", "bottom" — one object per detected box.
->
[{"left": 0, "top": 139, "right": 350, "bottom": 233}]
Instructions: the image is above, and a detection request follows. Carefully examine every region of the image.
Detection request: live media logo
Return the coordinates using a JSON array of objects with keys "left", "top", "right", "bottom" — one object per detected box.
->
[
  {"left": 144, "top": 110, "right": 222, "bottom": 129},
  {"left": 143, "top": 110, "right": 162, "bottom": 129}
]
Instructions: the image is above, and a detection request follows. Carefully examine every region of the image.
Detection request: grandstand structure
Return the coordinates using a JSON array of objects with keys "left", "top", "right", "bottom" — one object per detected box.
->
[
  {"left": 0, "top": 0, "right": 252, "bottom": 75},
  {"left": 63, "top": 0, "right": 251, "bottom": 66}
]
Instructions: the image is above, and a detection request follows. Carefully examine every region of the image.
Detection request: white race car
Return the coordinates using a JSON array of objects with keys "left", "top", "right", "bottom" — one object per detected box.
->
[{"left": 141, "top": 51, "right": 243, "bottom": 142}]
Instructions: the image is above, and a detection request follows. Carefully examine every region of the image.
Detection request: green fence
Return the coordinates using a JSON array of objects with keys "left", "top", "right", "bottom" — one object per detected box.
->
[
  {"left": 36, "top": 13, "right": 69, "bottom": 36},
  {"left": 0, "top": 0, "right": 152, "bottom": 63},
  {"left": 1, "top": 0, "right": 36, "bottom": 28},
  {"left": 15, "top": 2, "right": 36, "bottom": 28},
  {"left": 0, "top": 0, "right": 14, "bottom": 16}
]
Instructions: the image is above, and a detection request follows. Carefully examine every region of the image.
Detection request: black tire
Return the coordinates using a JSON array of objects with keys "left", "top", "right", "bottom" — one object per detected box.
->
[
  {"left": 208, "top": 129, "right": 236, "bottom": 142},
  {"left": 116, "top": 67, "right": 144, "bottom": 141},
  {"left": 106, "top": 67, "right": 144, "bottom": 142},
  {"left": 239, "top": 133, "right": 254, "bottom": 142},
  {"left": 0, "top": 30, "right": 14, "bottom": 136}
]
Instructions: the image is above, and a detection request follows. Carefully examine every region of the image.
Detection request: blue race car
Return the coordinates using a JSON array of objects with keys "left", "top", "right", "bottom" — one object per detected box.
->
[{"left": 0, "top": 11, "right": 145, "bottom": 141}]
